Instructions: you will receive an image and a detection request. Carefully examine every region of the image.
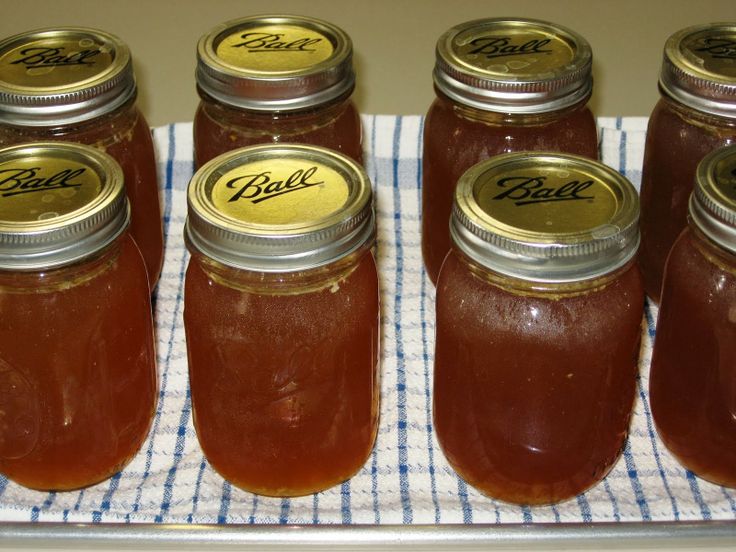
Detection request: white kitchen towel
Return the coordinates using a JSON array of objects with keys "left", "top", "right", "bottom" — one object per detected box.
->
[{"left": 1, "top": 116, "right": 734, "bottom": 525}]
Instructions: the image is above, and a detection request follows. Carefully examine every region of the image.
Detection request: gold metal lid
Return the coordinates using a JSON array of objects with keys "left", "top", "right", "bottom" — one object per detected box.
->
[
  {"left": 450, "top": 152, "right": 640, "bottom": 282},
  {"left": 660, "top": 23, "right": 736, "bottom": 118},
  {"left": 691, "top": 144, "right": 736, "bottom": 253},
  {"left": 196, "top": 15, "right": 354, "bottom": 112},
  {"left": 0, "top": 27, "right": 136, "bottom": 126},
  {"left": 0, "top": 142, "right": 128, "bottom": 270},
  {"left": 185, "top": 143, "right": 374, "bottom": 271},
  {"left": 434, "top": 18, "right": 593, "bottom": 113}
]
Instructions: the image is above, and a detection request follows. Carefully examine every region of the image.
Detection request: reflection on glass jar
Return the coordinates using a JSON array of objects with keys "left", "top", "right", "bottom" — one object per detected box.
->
[
  {"left": 194, "top": 15, "right": 362, "bottom": 168},
  {"left": 650, "top": 144, "right": 736, "bottom": 488},
  {"left": 0, "top": 27, "right": 164, "bottom": 289},
  {"left": 422, "top": 18, "right": 599, "bottom": 284},
  {"left": 184, "top": 144, "right": 379, "bottom": 497},
  {"left": 434, "top": 152, "right": 643, "bottom": 505},
  {"left": 0, "top": 143, "right": 156, "bottom": 491},
  {"left": 639, "top": 23, "right": 736, "bottom": 303}
]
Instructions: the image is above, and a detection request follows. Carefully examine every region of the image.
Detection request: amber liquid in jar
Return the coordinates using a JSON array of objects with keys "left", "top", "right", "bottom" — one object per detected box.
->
[
  {"left": 649, "top": 227, "right": 736, "bottom": 488},
  {"left": 0, "top": 99, "right": 164, "bottom": 289},
  {"left": 434, "top": 251, "right": 643, "bottom": 504},
  {"left": 194, "top": 92, "right": 363, "bottom": 168},
  {"left": 639, "top": 98, "right": 736, "bottom": 302},
  {"left": 0, "top": 235, "right": 157, "bottom": 491},
  {"left": 422, "top": 93, "right": 598, "bottom": 283},
  {"left": 184, "top": 248, "right": 379, "bottom": 497}
]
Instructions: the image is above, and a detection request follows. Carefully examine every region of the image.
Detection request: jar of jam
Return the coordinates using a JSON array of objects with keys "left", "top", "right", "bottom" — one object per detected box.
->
[
  {"left": 184, "top": 143, "right": 379, "bottom": 496},
  {"left": 649, "top": 144, "right": 736, "bottom": 488},
  {"left": 639, "top": 23, "right": 736, "bottom": 303},
  {"left": 434, "top": 152, "right": 643, "bottom": 505},
  {"left": 194, "top": 15, "right": 362, "bottom": 168},
  {"left": 0, "top": 27, "right": 164, "bottom": 288},
  {"left": 0, "top": 142, "right": 157, "bottom": 491},
  {"left": 422, "top": 17, "right": 599, "bottom": 284}
]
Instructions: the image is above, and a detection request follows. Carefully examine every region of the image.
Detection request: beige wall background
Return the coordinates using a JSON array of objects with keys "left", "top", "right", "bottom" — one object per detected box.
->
[{"left": 0, "top": 0, "right": 734, "bottom": 126}]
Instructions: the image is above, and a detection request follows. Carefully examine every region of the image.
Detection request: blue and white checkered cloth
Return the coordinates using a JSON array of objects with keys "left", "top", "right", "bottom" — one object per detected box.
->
[{"left": 1, "top": 116, "right": 735, "bottom": 525}]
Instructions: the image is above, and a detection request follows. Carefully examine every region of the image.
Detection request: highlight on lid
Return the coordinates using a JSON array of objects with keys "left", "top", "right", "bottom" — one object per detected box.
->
[
  {"left": 185, "top": 142, "right": 374, "bottom": 272},
  {"left": 0, "top": 141, "right": 128, "bottom": 270},
  {"left": 660, "top": 22, "right": 736, "bottom": 117},
  {"left": 434, "top": 17, "right": 593, "bottom": 112},
  {"left": 196, "top": 14, "right": 354, "bottom": 111},
  {"left": 0, "top": 27, "right": 135, "bottom": 125},
  {"left": 691, "top": 142, "right": 736, "bottom": 252},
  {"left": 450, "top": 151, "right": 640, "bottom": 282}
]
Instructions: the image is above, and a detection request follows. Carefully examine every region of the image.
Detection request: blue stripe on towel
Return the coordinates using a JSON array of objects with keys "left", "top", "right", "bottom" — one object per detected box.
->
[
  {"left": 127, "top": 124, "right": 182, "bottom": 522},
  {"left": 217, "top": 480, "right": 231, "bottom": 524},
  {"left": 312, "top": 494, "right": 319, "bottom": 524},
  {"left": 187, "top": 458, "right": 208, "bottom": 523},
  {"left": 392, "top": 116, "right": 413, "bottom": 524},
  {"left": 622, "top": 439, "right": 651, "bottom": 521},
  {"left": 95, "top": 472, "right": 121, "bottom": 521},
  {"left": 341, "top": 481, "right": 352, "bottom": 524},
  {"left": 577, "top": 494, "right": 593, "bottom": 523},
  {"left": 722, "top": 488, "right": 736, "bottom": 515},
  {"left": 156, "top": 387, "right": 193, "bottom": 522},
  {"left": 619, "top": 127, "right": 627, "bottom": 176},
  {"left": 603, "top": 480, "right": 622, "bottom": 521},
  {"left": 416, "top": 117, "right": 441, "bottom": 525},
  {"left": 642, "top": 304, "right": 680, "bottom": 519},
  {"left": 279, "top": 498, "right": 290, "bottom": 525},
  {"left": 248, "top": 494, "right": 258, "bottom": 524},
  {"left": 457, "top": 478, "right": 473, "bottom": 524},
  {"left": 686, "top": 471, "right": 712, "bottom": 520}
]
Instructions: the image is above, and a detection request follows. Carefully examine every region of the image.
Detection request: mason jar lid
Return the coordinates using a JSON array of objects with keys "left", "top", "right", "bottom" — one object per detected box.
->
[
  {"left": 691, "top": 144, "right": 736, "bottom": 254},
  {"left": 0, "top": 142, "right": 129, "bottom": 270},
  {"left": 185, "top": 143, "right": 374, "bottom": 272},
  {"left": 0, "top": 27, "right": 136, "bottom": 126},
  {"left": 660, "top": 23, "right": 736, "bottom": 119},
  {"left": 434, "top": 18, "right": 593, "bottom": 113},
  {"left": 196, "top": 14, "right": 355, "bottom": 112},
  {"left": 450, "top": 152, "right": 640, "bottom": 282}
]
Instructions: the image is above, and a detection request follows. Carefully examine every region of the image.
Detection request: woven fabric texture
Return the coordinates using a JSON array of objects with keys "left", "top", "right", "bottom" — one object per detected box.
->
[{"left": 1, "top": 116, "right": 735, "bottom": 525}]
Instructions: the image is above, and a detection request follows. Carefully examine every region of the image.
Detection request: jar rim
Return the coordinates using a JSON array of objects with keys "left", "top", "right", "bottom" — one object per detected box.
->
[
  {"left": 196, "top": 14, "right": 355, "bottom": 112},
  {"left": 0, "top": 142, "right": 129, "bottom": 270},
  {"left": 659, "top": 22, "right": 736, "bottom": 119},
  {"left": 185, "top": 143, "right": 375, "bottom": 272},
  {"left": 0, "top": 27, "right": 136, "bottom": 126},
  {"left": 433, "top": 17, "right": 593, "bottom": 113},
  {"left": 450, "top": 152, "right": 640, "bottom": 283},
  {"left": 691, "top": 143, "right": 736, "bottom": 254}
]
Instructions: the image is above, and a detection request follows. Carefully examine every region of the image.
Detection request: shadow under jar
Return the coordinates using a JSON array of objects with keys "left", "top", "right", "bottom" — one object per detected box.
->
[
  {"left": 639, "top": 23, "right": 736, "bottom": 303},
  {"left": 194, "top": 15, "right": 363, "bottom": 168},
  {"left": 650, "top": 144, "right": 736, "bottom": 489},
  {"left": 0, "top": 143, "right": 157, "bottom": 491},
  {"left": 0, "top": 27, "right": 164, "bottom": 289},
  {"left": 434, "top": 152, "right": 644, "bottom": 505},
  {"left": 422, "top": 17, "right": 599, "bottom": 284},
  {"left": 184, "top": 144, "right": 379, "bottom": 497}
]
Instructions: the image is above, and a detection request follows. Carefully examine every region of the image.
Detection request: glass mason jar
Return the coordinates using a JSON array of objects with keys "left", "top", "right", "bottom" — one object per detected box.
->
[
  {"left": 0, "top": 143, "right": 157, "bottom": 491},
  {"left": 194, "top": 15, "right": 362, "bottom": 168},
  {"left": 0, "top": 27, "right": 163, "bottom": 289},
  {"left": 434, "top": 152, "right": 643, "bottom": 505},
  {"left": 639, "top": 23, "right": 736, "bottom": 303},
  {"left": 184, "top": 144, "right": 379, "bottom": 497},
  {"left": 422, "top": 17, "right": 599, "bottom": 284},
  {"left": 650, "top": 144, "right": 736, "bottom": 488}
]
